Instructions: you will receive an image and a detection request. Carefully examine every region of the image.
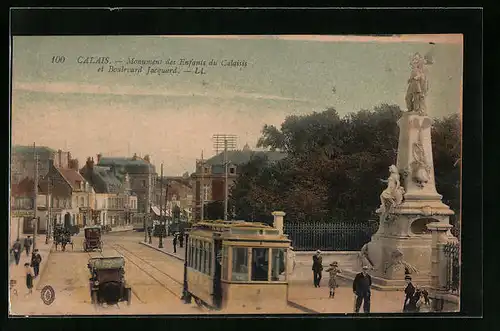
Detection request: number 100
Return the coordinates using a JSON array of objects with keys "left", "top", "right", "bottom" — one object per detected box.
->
[{"left": 51, "top": 56, "right": 66, "bottom": 64}]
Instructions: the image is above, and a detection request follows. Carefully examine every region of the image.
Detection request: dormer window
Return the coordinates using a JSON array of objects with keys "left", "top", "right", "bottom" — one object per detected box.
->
[{"left": 229, "top": 166, "right": 236, "bottom": 174}]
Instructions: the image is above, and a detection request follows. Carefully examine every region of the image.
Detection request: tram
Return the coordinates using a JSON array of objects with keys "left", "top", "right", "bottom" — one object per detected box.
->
[{"left": 182, "top": 220, "right": 291, "bottom": 311}]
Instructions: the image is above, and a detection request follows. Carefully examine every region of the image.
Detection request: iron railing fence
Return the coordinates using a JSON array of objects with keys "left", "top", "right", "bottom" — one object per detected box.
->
[
  {"left": 284, "top": 220, "right": 379, "bottom": 251},
  {"left": 443, "top": 241, "right": 460, "bottom": 295}
]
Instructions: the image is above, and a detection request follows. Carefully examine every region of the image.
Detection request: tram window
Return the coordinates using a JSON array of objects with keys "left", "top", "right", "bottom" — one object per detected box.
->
[
  {"left": 208, "top": 243, "right": 212, "bottom": 275},
  {"left": 231, "top": 247, "right": 249, "bottom": 281},
  {"left": 201, "top": 242, "right": 206, "bottom": 274},
  {"left": 251, "top": 248, "right": 269, "bottom": 281},
  {"left": 222, "top": 247, "right": 229, "bottom": 280},
  {"left": 271, "top": 248, "right": 287, "bottom": 281},
  {"left": 189, "top": 239, "right": 194, "bottom": 268},
  {"left": 194, "top": 240, "right": 198, "bottom": 270},
  {"left": 198, "top": 241, "right": 203, "bottom": 272}
]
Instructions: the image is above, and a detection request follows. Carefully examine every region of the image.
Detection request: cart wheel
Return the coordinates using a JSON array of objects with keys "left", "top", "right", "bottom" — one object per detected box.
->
[
  {"left": 91, "top": 290, "right": 98, "bottom": 305},
  {"left": 126, "top": 288, "right": 131, "bottom": 305}
]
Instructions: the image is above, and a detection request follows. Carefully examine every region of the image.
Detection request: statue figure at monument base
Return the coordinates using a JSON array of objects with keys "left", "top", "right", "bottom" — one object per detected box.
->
[{"left": 379, "top": 165, "right": 405, "bottom": 220}]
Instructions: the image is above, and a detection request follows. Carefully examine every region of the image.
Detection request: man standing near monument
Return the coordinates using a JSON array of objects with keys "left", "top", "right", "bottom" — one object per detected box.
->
[
  {"left": 353, "top": 266, "right": 372, "bottom": 313},
  {"left": 312, "top": 250, "right": 323, "bottom": 287}
]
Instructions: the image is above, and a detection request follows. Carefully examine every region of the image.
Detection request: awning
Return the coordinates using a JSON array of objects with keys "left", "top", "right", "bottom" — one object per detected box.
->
[{"left": 151, "top": 206, "right": 171, "bottom": 217}]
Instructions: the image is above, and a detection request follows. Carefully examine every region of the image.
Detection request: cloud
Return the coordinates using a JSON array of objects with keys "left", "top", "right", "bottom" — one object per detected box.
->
[{"left": 12, "top": 81, "right": 312, "bottom": 103}]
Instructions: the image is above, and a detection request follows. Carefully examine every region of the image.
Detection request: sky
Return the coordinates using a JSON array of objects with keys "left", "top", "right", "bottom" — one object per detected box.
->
[{"left": 11, "top": 35, "right": 463, "bottom": 175}]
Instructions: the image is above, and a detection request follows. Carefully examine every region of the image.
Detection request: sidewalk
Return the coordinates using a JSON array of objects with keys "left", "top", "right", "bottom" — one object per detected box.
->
[
  {"left": 9, "top": 238, "right": 54, "bottom": 306},
  {"left": 110, "top": 225, "right": 134, "bottom": 233},
  {"left": 287, "top": 284, "right": 406, "bottom": 314},
  {"left": 139, "top": 236, "right": 185, "bottom": 261}
]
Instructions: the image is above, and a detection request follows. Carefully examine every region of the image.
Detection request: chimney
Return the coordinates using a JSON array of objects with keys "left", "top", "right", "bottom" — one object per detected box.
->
[
  {"left": 144, "top": 155, "right": 150, "bottom": 163},
  {"left": 70, "top": 159, "right": 79, "bottom": 171},
  {"left": 48, "top": 158, "right": 54, "bottom": 169},
  {"left": 272, "top": 211, "right": 286, "bottom": 235},
  {"left": 97, "top": 153, "right": 102, "bottom": 163},
  {"left": 67, "top": 152, "right": 72, "bottom": 168},
  {"left": 133, "top": 153, "right": 138, "bottom": 160},
  {"left": 58, "top": 149, "right": 62, "bottom": 167}
]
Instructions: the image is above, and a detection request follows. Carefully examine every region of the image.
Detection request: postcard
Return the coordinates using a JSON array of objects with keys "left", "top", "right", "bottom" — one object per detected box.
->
[{"left": 9, "top": 34, "right": 463, "bottom": 315}]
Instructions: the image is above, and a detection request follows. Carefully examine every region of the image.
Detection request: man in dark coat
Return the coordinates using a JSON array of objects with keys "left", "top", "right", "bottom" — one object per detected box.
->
[
  {"left": 173, "top": 233, "right": 178, "bottom": 253},
  {"left": 353, "top": 266, "right": 372, "bottom": 313},
  {"left": 11, "top": 240, "right": 22, "bottom": 265},
  {"left": 31, "top": 249, "right": 42, "bottom": 278},
  {"left": 403, "top": 273, "right": 417, "bottom": 312},
  {"left": 23, "top": 236, "right": 32, "bottom": 257},
  {"left": 179, "top": 232, "right": 184, "bottom": 248},
  {"left": 312, "top": 250, "right": 323, "bottom": 287}
]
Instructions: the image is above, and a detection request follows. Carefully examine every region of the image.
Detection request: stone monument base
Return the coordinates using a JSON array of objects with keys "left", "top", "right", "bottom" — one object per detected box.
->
[{"left": 338, "top": 269, "right": 431, "bottom": 291}]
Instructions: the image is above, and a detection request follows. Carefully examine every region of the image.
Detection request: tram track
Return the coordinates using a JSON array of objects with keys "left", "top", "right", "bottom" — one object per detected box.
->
[{"left": 109, "top": 243, "right": 185, "bottom": 300}]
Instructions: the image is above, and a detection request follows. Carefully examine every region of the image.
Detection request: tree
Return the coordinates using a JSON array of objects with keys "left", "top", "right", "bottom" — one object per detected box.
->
[{"left": 231, "top": 104, "right": 461, "bottom": 223}]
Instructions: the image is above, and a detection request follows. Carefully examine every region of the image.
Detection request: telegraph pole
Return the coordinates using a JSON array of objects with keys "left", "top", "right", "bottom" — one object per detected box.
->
[
  {"left": 33, "top": 143, "right": 38, "bottom": 250},
  {"left": 45, "top": 177, "right": 51, "bottom": 244},
  {"left": 200, "top": 150, "right": 205, "bottom": 222},
  {"left": 159, "top": 163, "right": 164, "bottom": 249},
  {"left": 213, "top": 134, "right": 237, "bottom": 222}
]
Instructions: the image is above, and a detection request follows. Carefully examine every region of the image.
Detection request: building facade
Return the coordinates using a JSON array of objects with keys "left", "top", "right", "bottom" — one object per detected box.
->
[
  {"left": 95, "top": 153, "right": 155, "bottom": 219},
  {"left": 191, "top": 145, "right": 286, "bottom": 221}
]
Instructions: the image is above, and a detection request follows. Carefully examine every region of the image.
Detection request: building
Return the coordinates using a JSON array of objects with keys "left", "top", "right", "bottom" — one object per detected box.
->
[
  {"left": 11, "top": 145, "right": 74, "bottom": 185},
  {"left": 191, "top": 144, "right": 286, "bottom": 220},
  {"left": 95, "top": 153, "right": 155, "bottom": 219},
  {"left": 154, "top": 174, "right": 193, "bottom": 221},
  {"left": 80, "top": 157, "right": 139, "bottom": 226},
  {"left": 10, "top": 178, "right": 49, "bottom": 243},
  {"left": 38, "top": 159, "right": 94, "bottom": 228}
]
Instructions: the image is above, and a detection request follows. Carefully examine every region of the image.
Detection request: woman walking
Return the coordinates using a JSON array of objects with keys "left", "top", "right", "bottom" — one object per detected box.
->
[
  {"left": 325, "top": 261, "right": 342, "bottom": 298},
  {"left": 24, "top": 263, "right": 34, "bottom": 295}
]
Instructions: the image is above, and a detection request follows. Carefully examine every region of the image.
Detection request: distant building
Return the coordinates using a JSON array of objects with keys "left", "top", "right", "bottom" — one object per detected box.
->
[
  {"left": 94, "top": 153, "right": 156, "bottom": 219},
  {"left": 11, "top": 145, "right": 74, "bottom": 184},
  {"left": 80, "top": 157, "right": 139, "bottom": 226},
  {"left": 191, "top": 145, "right": 286, "bottom": 220},
  {"left": 154, "top": 175, "right": 193, "bottom": 221}
]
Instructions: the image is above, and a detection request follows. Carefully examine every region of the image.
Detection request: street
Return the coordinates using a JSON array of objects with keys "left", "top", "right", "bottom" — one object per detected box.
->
[
  {"left": 9, "top": 230, "right": 433, "bottom": 315},
  {"left": 9, "top": 231, "right": 202, "bottom": 315}
]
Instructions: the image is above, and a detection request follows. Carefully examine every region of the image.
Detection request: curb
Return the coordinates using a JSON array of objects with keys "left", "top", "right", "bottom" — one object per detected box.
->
[
  {"left": 35, "top": 241, "right": 54, "bottom": 290},
  {"left": 139, "top": 241, "right": 184, "bottom": 262}
]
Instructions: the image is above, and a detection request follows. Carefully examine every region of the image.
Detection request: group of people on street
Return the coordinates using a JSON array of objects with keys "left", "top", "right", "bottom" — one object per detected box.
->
[
  {"left": 311, "top": 250, "right": 432, "bottom": 313},
  {"left": 10, "top": 235, "right": 43, "bottom": 296}
]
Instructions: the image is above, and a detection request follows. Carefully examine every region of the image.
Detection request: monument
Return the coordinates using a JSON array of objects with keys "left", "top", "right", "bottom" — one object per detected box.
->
[{"left": 351, "top": 49, "right": 457, "bottom": 289}]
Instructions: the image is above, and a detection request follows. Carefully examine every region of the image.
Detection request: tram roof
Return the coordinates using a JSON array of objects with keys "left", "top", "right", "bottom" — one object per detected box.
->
[{"left": 192, "top": 220, "right": 274, "bottom": 231}]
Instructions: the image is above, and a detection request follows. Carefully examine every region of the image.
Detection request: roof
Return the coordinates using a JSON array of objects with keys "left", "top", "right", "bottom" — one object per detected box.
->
[
  {"left": 81, "top": 165, "right": 124, "bottom": 194},
  {"left": 205, "top": 150, "right": 286, "bottom": 166},
  {"left": 98, "top": 157, "right": 155, "bottom": 173},
  {"left": 12, "top": 145, "right": 56, "bottom": 155},
  {"left": 57, "top": 168, "right": 87, "bottom": 191},
  {"left": 88, "top": 257, "right": 125, "bottom": 269}
]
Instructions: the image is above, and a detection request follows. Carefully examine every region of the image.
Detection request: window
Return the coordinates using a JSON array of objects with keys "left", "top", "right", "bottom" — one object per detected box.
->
[
  {"left": 229, "top": 167, "right": 236, "bottom": 174},
  {"left": 207, "top": 243, "right": 212, "bottom": 276},
  {"left": 190, "top": 239, "right": 195, "bottom": 268},
  {"left": 251, "top": 248, "right": 269, "bottom": 281},
  {"left": 142, "top": 180, "right": 146, "bottom": 187},
  {"left": 197, "top": 241, "right": 203, "bottom": 272},
  {"left": 222, "top": 247, "right": 229, "bottom": 281},
  {"left": 231, "top": 247, "right": 249, "bottom": 281},
  {"left": 271, "top": 248, "right": 287, "bottom": 281},
  {"left": 80, "top": 197, "right": 85, "bottom": 207},
  {"left": 203, "top": 184, "right": 209, "bottom": 201},
  {"left": 201, "top": 241, "right": 206, "bottom": 274}
]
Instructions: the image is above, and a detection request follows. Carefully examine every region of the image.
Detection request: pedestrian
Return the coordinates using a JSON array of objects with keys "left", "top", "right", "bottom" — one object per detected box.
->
[
  {"left": 325, "top": 261, "right": 342, "bottom": 298},
  {"left": 312, "top": 249, "right": 323, "bottom": 287},
  {"left": 403, "top": 272, "right": 417, "bottom": 312},
  {"left": 11, "top": 239, "right": 22, "bottom": 265},
  {"left": 31, "top": 249, "right": 42, "bottom": 278},
  {"left": 179, "top": 232, "right": 184, "bottom": 248},
  {"left": 23, "top": 235, "right": 32, "bottom": 257},
  {"left": 353, "top": 265, "right": 372, "bottom": 313},
  {"left": 24, "top": 263, "right": 34, "bottom": 295},
  {"left": 416, "top": 288, "right": 432, "bottom": 312},
  {"left": 173, "top": 233, "right": 178, "bottom": 253}
]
